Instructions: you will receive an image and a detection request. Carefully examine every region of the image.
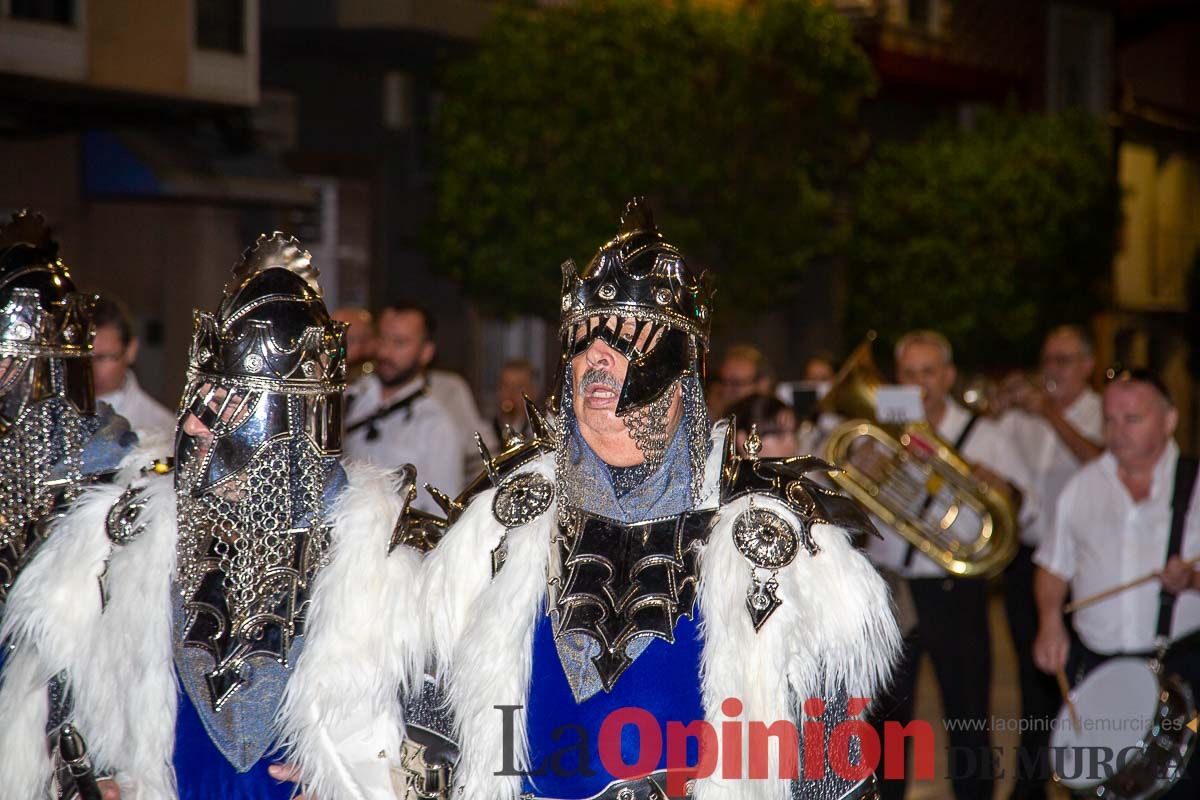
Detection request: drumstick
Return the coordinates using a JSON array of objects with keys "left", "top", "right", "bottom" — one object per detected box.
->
[
  {"left": 1063, "top": 555, "right": 1200, "bottom": 614},
  {"left": 1055, "top": 668, "right": 1080, "bottom": 732}
]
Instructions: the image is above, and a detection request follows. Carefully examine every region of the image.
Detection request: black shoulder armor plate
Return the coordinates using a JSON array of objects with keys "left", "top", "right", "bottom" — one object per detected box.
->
[{"left": 719, "top": 426, "right": 879, "bottom": 542}]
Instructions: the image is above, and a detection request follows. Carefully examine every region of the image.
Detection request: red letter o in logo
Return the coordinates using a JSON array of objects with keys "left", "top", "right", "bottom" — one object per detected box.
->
[{"left": 599, "top": 707, "right": 663, "bottom": 779}]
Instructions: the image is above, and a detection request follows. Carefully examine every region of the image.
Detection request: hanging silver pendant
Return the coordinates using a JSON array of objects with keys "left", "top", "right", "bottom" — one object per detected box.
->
[
  {"left": 491, "top": 533, "right": 509, "bottom": 577},
  {"left": 746, "top": 572, "right": 783, "bottom": 631}
]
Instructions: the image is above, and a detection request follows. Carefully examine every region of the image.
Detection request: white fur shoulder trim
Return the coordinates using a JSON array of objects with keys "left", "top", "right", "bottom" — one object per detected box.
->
[
  {"left": 696, "top": 494, "right": 901, "bottom": 800},
  {"left": 276, "top": 462, "right": 421, "bottom": 800},
  {"left": 423, "top": 454, "right": 555, "bottom": 800},
  {"left": 0, "top": 448, "right": 178, "bottom": 799}
]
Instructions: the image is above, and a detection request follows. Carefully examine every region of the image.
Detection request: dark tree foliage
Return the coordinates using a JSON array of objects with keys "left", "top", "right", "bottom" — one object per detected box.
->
[
  {"left": 430, "top": 0, "right": 875, "bottom": 322},
  {"left": 846, "top": 110, "right": 1118, "bottom": 371}
]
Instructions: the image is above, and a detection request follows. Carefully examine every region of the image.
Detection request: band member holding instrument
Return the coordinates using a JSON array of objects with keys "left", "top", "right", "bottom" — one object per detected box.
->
[
  {"left": 1033, "top": 369, "right": 1200, "bottom": 799},
  {"left": 0, "top": 233, "right": 427, "bottom": 799},
  {"left": 728, "top": 392, "right": 799, "bottom": 458},
  {"left": 866, "top": 330, "right": 1036, "bottom": 800},
  {"left": 997, "top": 325, "right": 1103, "bottom": 800}
]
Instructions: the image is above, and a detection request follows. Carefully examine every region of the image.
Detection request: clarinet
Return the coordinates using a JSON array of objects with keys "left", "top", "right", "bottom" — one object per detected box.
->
[{"left": 58, "top": 724, "right": 103, "bottom": 800}]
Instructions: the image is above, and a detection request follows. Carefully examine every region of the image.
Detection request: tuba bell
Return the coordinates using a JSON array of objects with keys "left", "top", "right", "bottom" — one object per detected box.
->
[{"left": 820, "top": 336, "right": 1018, "bottom": 578}]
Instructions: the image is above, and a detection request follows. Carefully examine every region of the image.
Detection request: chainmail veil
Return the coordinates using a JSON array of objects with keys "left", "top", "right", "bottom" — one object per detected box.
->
[
  {"left": 0, "top": 394, "right": 94, "bottom": 592},
  {"left": 616, "top": 379, "right": 677, "bottom": 473}
]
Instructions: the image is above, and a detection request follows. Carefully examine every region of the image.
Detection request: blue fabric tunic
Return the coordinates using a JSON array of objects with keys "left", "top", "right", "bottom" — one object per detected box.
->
[
  {"left": 173, "top": 687, "right": 292, "bottom": 800},
  {"left": 521, "top": 609, "right": 706, "bottom": 799}
]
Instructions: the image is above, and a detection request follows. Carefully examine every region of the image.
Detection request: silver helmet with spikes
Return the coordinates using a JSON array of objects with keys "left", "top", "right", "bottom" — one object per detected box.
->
[
  {"left": 551, "top": 197, "right": 714, "bottom": 416},
  {"left": 172, "top": 232, "right": 347, "bottom": 768}
]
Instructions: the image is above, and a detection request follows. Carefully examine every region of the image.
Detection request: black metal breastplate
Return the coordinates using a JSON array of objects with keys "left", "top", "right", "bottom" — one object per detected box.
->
[{"left": 552, "top": 508, "right": 714, "bottom": 692}]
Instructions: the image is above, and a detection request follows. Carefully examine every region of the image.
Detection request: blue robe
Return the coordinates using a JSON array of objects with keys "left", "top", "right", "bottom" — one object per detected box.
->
[
  {"left": 521, "top": 609, "right": 705, "bottom": 798},
  {"left": 173, "top": 687, "right": 292, "bottom": 800}
]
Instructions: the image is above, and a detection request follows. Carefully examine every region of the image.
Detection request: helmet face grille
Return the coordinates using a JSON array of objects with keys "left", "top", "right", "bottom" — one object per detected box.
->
[{"left": 550, "top": 198, "right": 713, "bottom": 415}]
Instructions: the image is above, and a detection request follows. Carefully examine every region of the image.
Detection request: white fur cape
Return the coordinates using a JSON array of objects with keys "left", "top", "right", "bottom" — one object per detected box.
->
[
  {"left": 420, "top": 421, "right": 902, "bottom": 800},
  {"left": 276, "top": 464, "right": 424, "bottom": 800},
  {"left": 0, "top": 443, "right": 178, "bottom": 800},
  {"left": 0, "top": 458, "right": 417, "bottom": 800}
]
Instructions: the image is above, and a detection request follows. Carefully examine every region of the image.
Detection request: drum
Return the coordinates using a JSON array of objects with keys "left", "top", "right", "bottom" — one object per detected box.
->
[{"left": 1049, "top": 657, "right": 1196, "bottom": 799}]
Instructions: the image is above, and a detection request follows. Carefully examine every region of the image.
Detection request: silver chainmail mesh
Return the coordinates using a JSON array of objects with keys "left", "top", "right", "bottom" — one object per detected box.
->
[
  {"left": 0, "top": 396, "right": 89, "bottom": 565},
  {"left": 616, "top": 379, "right": 678, "bottom": 476},
  {"left": 175, "top": 438, "right": 332, "bottom": 636},
  {"left": 681, "top": 375, "right": 710, "bottom": 503}
]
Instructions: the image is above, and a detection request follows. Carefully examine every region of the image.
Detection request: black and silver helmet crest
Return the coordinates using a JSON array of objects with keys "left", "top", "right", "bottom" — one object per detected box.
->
[
  {"left": 552, "top": 197, "right": 714, "bottom": 416},
  {"left": 0, "top": 209, "right": 95, "bottom": 426},
  {"left": 176, "top": 232, "right": 346, "bottom": 493},
  {"left": 0, "top": 210, "right": 97, "bottom": 599},
  {"left": 173, "top": 232, "right": 347, "bottom": 769}
]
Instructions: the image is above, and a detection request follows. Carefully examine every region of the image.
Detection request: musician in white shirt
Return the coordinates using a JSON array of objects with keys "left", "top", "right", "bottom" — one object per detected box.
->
[
  {"left": 996, "top": 325, "right": 1103, "bottom": 800},
  {"left": 1033, "top": 369, "right": 1200, "bottom": 800},
  {"left": 866, "top": 330, "right": 1036, "bottom": 800},
  {"left": 343, "top": 302, "right": 461, "bottom": 514},
  {"left": 1034, "top": 371, "right": 1200, "bottom": 665}
]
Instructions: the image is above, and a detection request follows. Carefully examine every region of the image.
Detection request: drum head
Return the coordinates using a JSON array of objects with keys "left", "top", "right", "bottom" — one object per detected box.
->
[{"left": 1050, "top": 658, "right": 1158, "bottom": 790}]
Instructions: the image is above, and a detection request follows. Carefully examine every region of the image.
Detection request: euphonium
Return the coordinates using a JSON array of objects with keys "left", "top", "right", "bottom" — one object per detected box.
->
[{"left": 820, "top": 336, "right": 1018, "bottom": 578}]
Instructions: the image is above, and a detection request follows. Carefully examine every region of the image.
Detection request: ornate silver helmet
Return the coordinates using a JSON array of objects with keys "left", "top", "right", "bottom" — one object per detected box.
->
[
  {"left": 0, "top": 209, "right": 94, "bottom": 427},
  {"left": 552, "top": 197, "right": 713, "bottom": 415},
  {"left": 552, "top": 199, "right": 715, "bottom": 502},
  {"left": 0, "top": 210, "right": 97, "bottom": 597},
  {"left": 173, "top": 232, "right": 347, "bottom": 769}
]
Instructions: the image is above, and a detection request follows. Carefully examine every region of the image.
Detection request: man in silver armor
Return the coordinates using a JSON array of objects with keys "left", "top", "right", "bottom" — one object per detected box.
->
[
  {"left": 0, "top": 233, "right": 425, "bottom": 799},
  {"left": 281, "top": 198, "right": 901, "bottom": 800},
  {"left": 0, "top": 210, "right": 136, "bottom": 607},
  {"left": 0, "top": 209, "right": 140, "bottom": 800}
]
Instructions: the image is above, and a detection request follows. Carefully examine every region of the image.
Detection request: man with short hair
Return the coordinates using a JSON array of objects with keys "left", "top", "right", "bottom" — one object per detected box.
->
[
  {"left": 343, "top": 301, "right": 461, "bottom": 512},
  {"left": 715, "top": 343, "right": 773, "bottom": 414},
  {"left": 865, "top": 329, "right": 1035, "bottom": 800},
  {"left": 998, "top": 324, "right": 1103, "bottom": 799},
  {"left": 92, "top": 294, "right": 174, "bottom": 437},
  {"left": 802, "top": 354, "right": 836, "bottom": 383},
  {"left": 1033, "top": 370, "right": 1200, "bottom": 799}
]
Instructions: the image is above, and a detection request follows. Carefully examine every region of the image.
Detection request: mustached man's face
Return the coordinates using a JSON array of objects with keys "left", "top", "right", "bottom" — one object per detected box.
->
[{"left": 569, "top": 316, "right": 680, "bottom": 467}]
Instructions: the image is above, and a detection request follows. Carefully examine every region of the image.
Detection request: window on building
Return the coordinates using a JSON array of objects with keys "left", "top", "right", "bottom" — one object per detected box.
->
[
  {"left": 1047, "top": 3, "right": 1112, "bottom": 116},
  {"left": 9, "top": 0, "right": 75, "bottom": 25},
  {"left": 196, "top": 0, "right": 245, "bottom": 54}
]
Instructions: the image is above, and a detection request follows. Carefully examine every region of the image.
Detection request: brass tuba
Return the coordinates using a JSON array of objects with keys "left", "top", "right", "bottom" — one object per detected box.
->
[{"left": 821, "top": 336, "right": 1018, "bottom": 578}]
